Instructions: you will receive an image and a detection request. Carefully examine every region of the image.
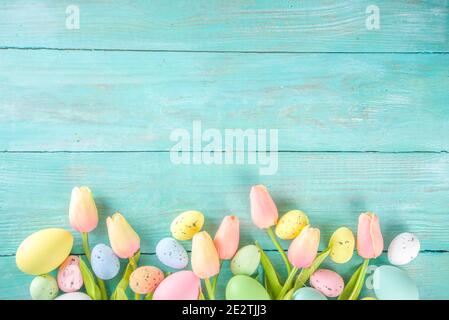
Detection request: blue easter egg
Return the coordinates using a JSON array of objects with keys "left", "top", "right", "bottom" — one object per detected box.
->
[
  {"left": 91, "top": 243, "right": 120, "bottom": 280},
  {"left": 156, "top": 237, "right": 188, "bottom": 269},
  {"left": 373, "top": 265, "right": 419, "bottom": 300},
  {"left": 293, "top": 287, "right": 328, "bottom": 300}
]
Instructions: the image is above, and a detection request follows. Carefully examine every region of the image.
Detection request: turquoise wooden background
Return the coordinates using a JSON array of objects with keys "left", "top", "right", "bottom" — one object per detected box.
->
[{"left": 0, "top": 0, "right": 448, "bottom": 299}]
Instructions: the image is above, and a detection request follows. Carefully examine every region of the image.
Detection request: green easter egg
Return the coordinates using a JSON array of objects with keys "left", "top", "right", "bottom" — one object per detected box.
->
[
  {"left": 230, "top": 245, "right": 260, "bottom": 276},
  {"left": 226, "top": 275, "right": 270, "bottom": 300},
  {"left": 30, "top": 275, "right": 59, "bottom": 300}
]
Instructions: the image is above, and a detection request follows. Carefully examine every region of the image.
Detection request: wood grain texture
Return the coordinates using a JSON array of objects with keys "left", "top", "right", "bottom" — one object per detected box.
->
[
  {"left": 1, "top": 152, "right": 448, "bottom": 255},
  {"left": 1, "top": 50, "right": 448, "bottom": 152},
  {"left": 0, "top": 0, "right": 447, "bottom": 52},
  {"left": 1, "top": 252, "right": 448, "bottom": 300},
  {"left": 0, "top": 0, "right": 448, "bottom": 301}
]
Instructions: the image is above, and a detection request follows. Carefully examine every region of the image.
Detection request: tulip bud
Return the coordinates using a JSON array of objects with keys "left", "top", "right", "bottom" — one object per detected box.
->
[
  {"left": 106, "top": 212, "right": 140, "bottom": 259},
  {"left": 288, "top": 226, "right": 320, "bottom": 268},
  {"left": 214, "top": 216, "right": 240, "bottom": 260},
  {"left": 191, "top": 231, "right": 220, "bottom": 279},
  {"left": 69, "top": 186, "right": 98, "bottom": 233},
  {"left": 250, "top": 185, "right": 278, "bottom": 229},
  {"left": 357, "top": 212, "right": 384, "bottom": 259}
]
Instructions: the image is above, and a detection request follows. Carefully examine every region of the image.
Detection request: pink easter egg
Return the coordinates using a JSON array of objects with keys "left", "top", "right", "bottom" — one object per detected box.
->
[
  {"left": 57, "top": 255, "right": 83, "bottom": 293},
  {"left": 153, "top": 270, "right": 200, "bottom": 300},
  {"left": 310, "top": 269, "right": 344, "bottom": 297},
  {"left": 129, "top": 266, "right": 164, "bottom": 294}
]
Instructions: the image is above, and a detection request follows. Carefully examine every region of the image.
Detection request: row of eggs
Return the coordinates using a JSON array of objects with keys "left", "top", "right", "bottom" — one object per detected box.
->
[
  {"left": 17, "top": 210, "right": 421, "bottom": 300},
  {"left": 16, "top": 213, "right": 421, "bottom": 277}
]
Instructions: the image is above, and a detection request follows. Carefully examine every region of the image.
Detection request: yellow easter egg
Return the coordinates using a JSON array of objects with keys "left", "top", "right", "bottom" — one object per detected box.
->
[
  {"left": 16, "top": 228, "right": 74, "bottom": 275},
  {"left": 170, "top": 211, "right": 204, "bottom": 241},
  {"left": 328, "top": 227, "right": 355, "bottom": 264},
  {"left": 275, "top": 210, "right": 309, "bottom": 240},
  {"left": 361, "top": 297, "right": 377, "bottom": 300}
]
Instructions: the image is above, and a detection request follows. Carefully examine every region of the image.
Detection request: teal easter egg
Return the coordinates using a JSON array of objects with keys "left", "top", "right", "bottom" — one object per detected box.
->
[
  {"left": 373, "top": 265, "right": 419, "bottom": 300},
  {"left": 30, "top": 275, "right": 59, "bottom": 300},
  {"left": 226, "top": 275, "right": 270, "bottom": 300},
  {"left": 230, "top": 245, "right": 260, "bottom": 276},
  {"left": 293, "top": 287, "right": 327, "bottom": 300},
  {"left": 91, "top": 243, "right": 120, "bottom": 280}
]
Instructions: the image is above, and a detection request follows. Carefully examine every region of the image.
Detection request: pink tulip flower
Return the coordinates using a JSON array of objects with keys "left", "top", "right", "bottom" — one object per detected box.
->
[
  {"left": 288, "top": 226, "right": 320, "bottom": 268},
  {"left": 250, "top": 185, "right": 278, "bottom": 229},
  {"left": 357, "top": 212, "right": 384, "bottom": 259},
  {"left": 214, "top": 215, "right": 240, "bottom": 260}
]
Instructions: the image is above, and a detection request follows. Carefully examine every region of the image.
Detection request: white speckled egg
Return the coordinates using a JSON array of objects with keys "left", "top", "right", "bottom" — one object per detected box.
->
[
  {"left": 156, "top": 237, "right": 188, "bottom": 269},
  {"left": 310, "top": 269, "right": 345, "bottom": 297},
  {"left": 56, "top": 292, "right": 92, "bottom": 300},
  {"left": 170, "top": 211, "right": 204, "bottom": 241},
  {"left": 373, "top": 265, "right": 419, "bottom": 300},
  {"left": 57, "top": 255, "right": 83, "bottom": 292},
  {"left": 30, "top": 275, "right": 59, "bottom": 300},
  {"left": 91, "top": 243, "right": 121, "bottom": 280},
  {"left": 230, "top": 245, "right": 261, "bottom": 276},
  {"left": 388, "top": 233, "right": 420, "bottom": 266},
  {"left": 293, "top": 287, "right": 327, "bottom": 300}
]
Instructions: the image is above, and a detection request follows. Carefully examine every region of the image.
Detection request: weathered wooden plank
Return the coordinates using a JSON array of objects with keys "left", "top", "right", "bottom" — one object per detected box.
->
[
  {"left": 1, "top": 252, "right": 447, "bottom": 299},
  {"left": 1, "top": 152, "right": 448, "bottom": 255},
  {"left": 0, "top": 0, "right": 447, "bottom": 52},
  {"left": 1, "top": 50, "right": 448, "bottom": 152}
]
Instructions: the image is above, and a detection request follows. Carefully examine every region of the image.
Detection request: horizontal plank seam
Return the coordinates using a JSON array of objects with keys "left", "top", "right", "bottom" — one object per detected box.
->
[
  {"left": 1, "top": 150, "right": 448, "bottom": 154},
  {"left": 1, "top": 249, "right": 447, "bottom": 257},
  {"left": 0, "top": 47, "right": 448, "bottom": 55}
]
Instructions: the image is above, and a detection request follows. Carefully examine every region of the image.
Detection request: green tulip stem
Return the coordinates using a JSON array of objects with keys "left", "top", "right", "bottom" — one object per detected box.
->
[
  {"left": 204, "top": 278, "right": 215, "bottom": 300},
  {"left": 129, "top": 256, "right": 138, "bottom": 270},
  {"left": 212, "top": 261, "right": 223, "bottom": 293},
  {"left": 128, "top": 256, "right": 140, "bottom": 300},
  {"left": 276, "top": 267, "right": 298, "bottom": 300},
  {"left": 82, "top": 232, "right": 108, "bottom": 300},
  {"left": 266, "top": 227, "right": 291, "bottom": 275},
  {"left": 144, "top": 292, "right": 153, "bottom": 300}
]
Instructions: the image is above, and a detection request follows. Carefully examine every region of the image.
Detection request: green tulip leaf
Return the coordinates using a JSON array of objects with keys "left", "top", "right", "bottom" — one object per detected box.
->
[
  {"left": 294, "top": 248, "right": 330, "bottom": 289},
  {"left": 338, "top": 259, "right": 370, "bottom": 300},
  {"left": 79, "top": 256, "right": 102, "bottom": 300},
  {"left": 110, "top": 251, "right": 141, "bottom": 300},
  {"left": 115, "top": 287, "right": 128, "bottom": 300},
  {"left": 144, "top": 292, "right": 153, "bottom": 300},
  {"left": 255, "top": 242, "right": 282, "bottom": 298}
]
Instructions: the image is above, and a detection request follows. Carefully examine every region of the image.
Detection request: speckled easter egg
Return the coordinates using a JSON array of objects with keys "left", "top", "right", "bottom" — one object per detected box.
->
[
  {"left": 226, "top": 275, "right": 270, "bottom": 300},
  {"left": 30, "top": 275, "right": 59, "bottom": 300},
  {"left": 55, "top": 292, "right": 92, "bottom": 300},
  {"left": 91, "top": 243, "right": 120, "bottom": 280},
  {"left": 292, "top": 287, "right": 327, "bottom": 300},
  {"left": 57, "top": 255, "right": 83, "bottom": 293},
  {"left": 129, "top": 266, "right": 164, "bottom": 294},
  {"left": 156, "top": 237, "right": 188, "bottom": 269},
  {"left": 230, "top": 245, "right": 260, "bottom": 276},
  {"left": 275, "top": 210, "right": 309, "bottom": 240},
  {"left": 310, "top": 269, "right": 344, "bottom": 297},
  {"left": 16, "top": 228, "right": 73, "bottom": 275},
  {"left": 170, "top": 210, "right": 204, "bottom": 241},
  {"left": 153, "top": 270, "right": 200, "bottom": 300},
  {"left": 373, "top": 265, "right": 419, "bottom": 300},
  {"left": 329, "top": 227, "right": 355, "bottom": 264},
  {"left": 388, "top": 233, "right": 420, "bottom": 266}
]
